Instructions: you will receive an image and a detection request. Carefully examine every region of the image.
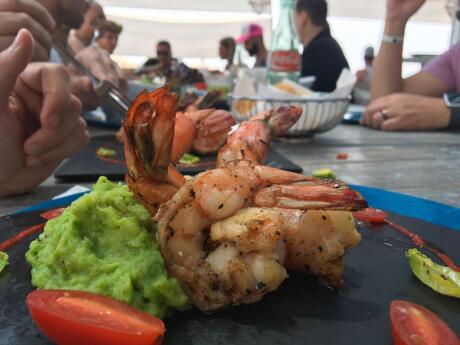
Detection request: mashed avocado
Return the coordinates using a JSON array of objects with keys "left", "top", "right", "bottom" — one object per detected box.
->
[{"left": 26, "top": 177, "right": 189, "bottom": 318}]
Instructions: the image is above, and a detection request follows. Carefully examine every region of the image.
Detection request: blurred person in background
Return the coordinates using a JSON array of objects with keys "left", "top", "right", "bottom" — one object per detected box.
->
[
  {"left": 139, "top": 40, "right": 176, "bottom": 79},
  {"left": 76, "top": 20, "right": 127, "bottom": 95},
  {"left": 295, "top": 0, "right": 349, "bottom": 92},
  {"left": 68, "top": 1, "right": 105, "bottom": 54},
  {"left": 362, "top": 0, "right": 460, "bottom": 131},
  {"left": 219, "top": 37, "right": 236, "bottom": 71},
  {"left": 353, "top": 46, "right": 375, "bottom": 105},
  {"left": 37, "top": 0, "right": 101, "bottom": 111},
  {"left": 153, "top": 40, "right": 175, "bottom": 78},
  {"left": 356, "top": 46, "right": 375, "bottom": 85},
  {"left": 137, "top": 40, "right": 203, "bottom": 86},
  {"left": 0, "top": 29, "right": 89, "bottom": 197},
  {"left": 95, "top": 19, "right": 121, "bottom": 54},
  {"left": 238, "top": 23, "right": 267, "bottom": 67}
]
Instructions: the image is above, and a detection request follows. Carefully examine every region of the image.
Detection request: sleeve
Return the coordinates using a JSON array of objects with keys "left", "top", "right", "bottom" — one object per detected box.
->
[{"left": 423, "top": 44, "right": 458, "bottom": 91}]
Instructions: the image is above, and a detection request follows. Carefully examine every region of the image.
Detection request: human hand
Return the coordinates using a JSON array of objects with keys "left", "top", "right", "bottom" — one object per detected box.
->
[
  {"left": 0, "top": 0, "right": 55, "bottom": 61},
  {"left": 70, "top": 74, "right": 101, "bottom": 111},
  {"left": 0, "top": 29, "right": 90, "bottom": 197},
  {"left": 386, "top": 0, "right": 426, "bottom": 24},
  {"left": 361, "top": 93, "right": 451, "bottom": 131}
]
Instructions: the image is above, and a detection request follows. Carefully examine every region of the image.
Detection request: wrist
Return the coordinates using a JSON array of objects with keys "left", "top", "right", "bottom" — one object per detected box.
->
[
  {"left": 444, "top": 94, "right": 460, "bottom": 128},
  {"left": 384, "top": 19, "right": 407, "bottom": 36},
  {"left": 433, "top": 99, "right": 451, "bottom": 129}
]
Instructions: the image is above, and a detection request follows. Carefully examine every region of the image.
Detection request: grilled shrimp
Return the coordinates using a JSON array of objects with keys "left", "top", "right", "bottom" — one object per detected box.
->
[
  {"left": 123, "top": 86, "right": 185, "bottom": 214},
  {"left": 172, "top": 109, "right": 236, "bottom": 160},
  {"left": 217, "top": 106, "right": 302, "bottom": 166},
  {"left": 156, "top": 160, "right": 366, "bottom": 311},
  {"left": 124, "top": 87, "right": 367, "bottom": 312}
]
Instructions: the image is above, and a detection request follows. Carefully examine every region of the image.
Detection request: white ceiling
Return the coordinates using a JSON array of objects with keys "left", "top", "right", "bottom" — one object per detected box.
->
[{"left": 97, "top": 0, "right": 451, "bottom": 59}]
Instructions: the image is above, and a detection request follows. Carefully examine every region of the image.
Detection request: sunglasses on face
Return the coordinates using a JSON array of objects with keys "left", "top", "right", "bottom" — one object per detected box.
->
[{"left": 157, "top": 51, "right": 170, "bottom": 56}]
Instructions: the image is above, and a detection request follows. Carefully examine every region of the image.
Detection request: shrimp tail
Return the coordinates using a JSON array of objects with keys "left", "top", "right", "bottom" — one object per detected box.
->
[
  {"left": 123, "top": 86, "right": 184, "bottom": 214},
  {"left": 217, "top": 106, "right": 303, "bottom": 166},
  {"left": 265, "top": 106, "right": 303, "bottom": 137}
]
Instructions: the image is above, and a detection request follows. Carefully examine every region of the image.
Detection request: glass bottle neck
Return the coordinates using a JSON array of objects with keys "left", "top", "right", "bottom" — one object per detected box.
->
[{"left": 275, "top": 0, "right": 296, "bottom": 33}]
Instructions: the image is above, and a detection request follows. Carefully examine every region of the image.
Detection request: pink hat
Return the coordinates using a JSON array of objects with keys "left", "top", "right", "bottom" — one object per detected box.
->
[{"left": 237, "top": 23, "right": 263, "bottom": 43}]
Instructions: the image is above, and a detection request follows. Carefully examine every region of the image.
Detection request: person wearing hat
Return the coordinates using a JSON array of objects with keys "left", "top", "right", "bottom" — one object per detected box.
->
[{"left": 238, "top": 23, "right": 268, "bottom": 67}]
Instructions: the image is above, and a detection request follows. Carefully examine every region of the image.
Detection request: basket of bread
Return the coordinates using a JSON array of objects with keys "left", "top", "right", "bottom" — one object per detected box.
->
[{"left": 230, "top": 70, "right": 355, "bottom": 137}]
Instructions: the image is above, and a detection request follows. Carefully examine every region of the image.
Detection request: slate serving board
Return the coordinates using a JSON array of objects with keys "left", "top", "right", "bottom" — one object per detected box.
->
[
  {"left": 0, "top": 209, "right": 459, "bottom": 345},
  {"left": 54, "top": 135, "right": 303, "bottom": 182}
]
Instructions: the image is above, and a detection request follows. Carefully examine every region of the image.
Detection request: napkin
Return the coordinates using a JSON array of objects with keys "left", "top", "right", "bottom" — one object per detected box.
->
[{"left": 233, "top": 70, "right": 257, "bottom": 98}]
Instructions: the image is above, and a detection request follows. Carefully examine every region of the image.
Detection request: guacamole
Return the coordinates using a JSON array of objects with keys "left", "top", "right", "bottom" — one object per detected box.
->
[
  {"left": 0, "top": 251, "right": 8, "bottom": 273},
  {"left": 26, "top": 177, "right": 189, "bottom": 318}
]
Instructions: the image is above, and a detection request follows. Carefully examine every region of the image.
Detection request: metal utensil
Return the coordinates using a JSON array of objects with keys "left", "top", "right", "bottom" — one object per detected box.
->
[{"left": 52, "top": 41, "right": 131, "bottom": 117}]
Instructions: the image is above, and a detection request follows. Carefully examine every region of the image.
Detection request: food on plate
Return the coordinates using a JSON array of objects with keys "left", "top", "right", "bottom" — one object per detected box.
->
[
  {"left": 406, "top": 249, "right": 460, "bottom": 298},
  {"left": 96, "top": 147, "right": 117, "bottom": 158},
  {"left": 178, "top": 153, "right": 200, "bottom": 165},
  {"left": 26, "top": 177, "right": 189, "bottom": 318},
  {"left": 217, "top": 106, "right": 302, "bottom": 165},
  {"left": 390, "top": 300, "right": 460, "bottom": 345},
  {"left": 0, "top": 223, "right": 45, "bottom": 252},
  {"left": 232, "top": 99, "right": 257, "bottom": 117},
  {"left": 0, "top": 251, "right": 8, "bottom": 273},
  {"left": 115, "top": 127, "right": 125, "bottom": 143},
  {"left": 353, "top": 208, "right": 388, "bottom": 223},
  {"left": 173, "top": 108, "right": 236, "bottom": 159},
  {"left": 157, "top": 166, "right": 365, "bottom": 311},
  {"left": 178, "top": 90, "right": 223, "bottom": 113},
  {"left": 117, "top": 88, "right": 235, "bottom": 160},
  {"left": 274, "top": 80, "right": 313, "bottom": 97},
  {"left": 312, "top": 168, "right": 336, "bottom": 180},
  {"left": 123, "top": 87, "right": 368, "bottom": 311},
  {"left": 27, "top": 290, "right": 166, "bottom": 345},
  {"left": 40, "top": 208, "right": 66, "bottom": 220},
  {"left": 123, "top": 87, "right": 186, "bottom": 215}
]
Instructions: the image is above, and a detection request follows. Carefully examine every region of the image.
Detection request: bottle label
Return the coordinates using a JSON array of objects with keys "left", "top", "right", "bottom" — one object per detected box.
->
[{"left": 270, "top": 50, "right": 301, "bottom": 72}]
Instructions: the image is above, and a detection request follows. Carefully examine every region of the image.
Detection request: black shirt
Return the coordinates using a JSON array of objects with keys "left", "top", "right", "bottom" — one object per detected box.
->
[{"left": 301, "top": 27, "right": 349, "bottom": 92}]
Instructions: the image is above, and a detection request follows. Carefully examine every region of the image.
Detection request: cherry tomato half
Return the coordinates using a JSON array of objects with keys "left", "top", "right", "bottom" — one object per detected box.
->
[
  {"left": 26, "top": 290, "right": 165, "bottom": 345},
  {"left": 353, "top": 208, "right": 388, "bottom": 223},
  {"left": 336, "top": 153, "right": 349, "bottom": 160},
  {"left": 40, "top": 208, "right": 66, "bottom": 220},
  {"left": 390, "top": 300, "right": 459, "bottom": 345}
]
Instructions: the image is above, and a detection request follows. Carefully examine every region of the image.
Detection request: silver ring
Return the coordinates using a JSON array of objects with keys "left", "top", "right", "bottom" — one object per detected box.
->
[{"left": 380, "top": 109, "right": 389, "bottom": 120}]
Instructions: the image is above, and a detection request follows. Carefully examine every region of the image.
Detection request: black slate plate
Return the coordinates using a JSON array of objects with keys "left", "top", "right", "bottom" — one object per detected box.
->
[
  {"left": 54, "top": 135, "right": 303, "bottom": 182},
  {"left": 0, "top": 210, "right": 459, "bottom": 345}
]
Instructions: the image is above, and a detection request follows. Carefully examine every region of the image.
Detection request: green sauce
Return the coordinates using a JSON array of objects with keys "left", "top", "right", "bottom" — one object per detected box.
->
[
  {"left": 312, "top": 168, "right": 337, "bottom": 180},
  {"left": 26, "top": 177, "right": 190, "bottom": 318},
  {"left": 0, "top": 252, "right": 8, "bottom": 273},
  {"left": 96, "top": 147, "right": 117, "bottom": 158},
  {"left": 179, "top": 153, "right": 200, "bottom": 165}
]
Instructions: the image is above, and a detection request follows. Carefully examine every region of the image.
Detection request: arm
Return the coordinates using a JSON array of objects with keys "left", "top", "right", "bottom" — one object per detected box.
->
[
  {"left": 371, "top": 19, "right": 406, "bottom": 99},
  {"left": 370, "top": 0, "right": 450, "bottom": 99}
]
